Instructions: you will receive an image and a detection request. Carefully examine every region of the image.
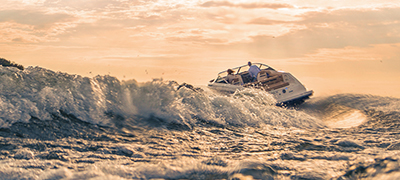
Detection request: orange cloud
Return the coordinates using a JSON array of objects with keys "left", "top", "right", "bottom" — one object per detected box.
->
[
  {"left": 0, "top": 10, "right": 74, "bottom": 29},
  {"left": 247, "top": 18, "right": 290, "bottom": 25},
  {"left": 166, "top": 35, "right": 228, "bottom": 44},
  {"left": 200, "top": 1, "right": 293, "bottom": 9}
]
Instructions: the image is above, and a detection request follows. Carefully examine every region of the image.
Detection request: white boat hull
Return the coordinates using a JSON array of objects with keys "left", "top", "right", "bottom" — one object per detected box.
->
[{"left": 208, "top": 72, "right": 313, "bottom": 106}]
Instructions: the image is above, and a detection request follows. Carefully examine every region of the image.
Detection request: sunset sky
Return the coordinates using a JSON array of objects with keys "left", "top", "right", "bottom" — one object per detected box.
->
[{"left": 1, "top": 0, "right": 399, "bottom": 97}]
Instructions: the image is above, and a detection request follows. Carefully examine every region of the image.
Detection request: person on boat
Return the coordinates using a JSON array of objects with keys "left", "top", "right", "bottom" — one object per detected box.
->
[
  {"left": 225, "top": 69, "right": 236, "bottom": 83},
  {"left": 248, "top": 61, "right": 260, "bottom": 82}
]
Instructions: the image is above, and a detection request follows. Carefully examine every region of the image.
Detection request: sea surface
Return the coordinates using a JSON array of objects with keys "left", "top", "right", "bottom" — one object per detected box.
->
[{"left": 1, "top": 66, "right": 400, "bottom": 180}]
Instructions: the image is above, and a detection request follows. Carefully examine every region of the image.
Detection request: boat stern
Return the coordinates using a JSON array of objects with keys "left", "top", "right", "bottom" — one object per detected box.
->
[{"left": 271, "top": 72, "right": 313, "bottom": 106}]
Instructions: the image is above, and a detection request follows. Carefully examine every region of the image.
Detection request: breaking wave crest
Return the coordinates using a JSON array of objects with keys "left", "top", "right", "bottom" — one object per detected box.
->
[{"left": 0, "top": 66, "right": 322, "bottom": 130}]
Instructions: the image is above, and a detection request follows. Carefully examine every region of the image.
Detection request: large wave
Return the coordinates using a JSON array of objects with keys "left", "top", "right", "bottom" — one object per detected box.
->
[
  {"left": 0, "top": 66, "right": 322, "bottom": 130},
  {"left": 2, "top": 66, "right": 400, "bottom": 180},
  {"left": 301, "top": 94, "right": 400, "bottom": 129}
]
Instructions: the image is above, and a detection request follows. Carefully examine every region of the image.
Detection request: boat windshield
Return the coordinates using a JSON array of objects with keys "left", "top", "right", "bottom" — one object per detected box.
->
[{"left": 213, "top": 63, "right": 275, "bottom": 83}]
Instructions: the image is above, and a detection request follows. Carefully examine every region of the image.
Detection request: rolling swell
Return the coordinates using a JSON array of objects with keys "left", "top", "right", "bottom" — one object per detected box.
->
[{"left": 300, "top": 94, "right": 400, "bottom": 130}]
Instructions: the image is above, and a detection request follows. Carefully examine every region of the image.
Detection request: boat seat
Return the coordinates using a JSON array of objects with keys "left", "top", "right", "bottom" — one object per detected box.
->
[
  {"left": 244, "top": 74, "right": 285, "bottom": 88},
  {"left": 239, "top": 72, "right": 253, "bottom": 84},
  {"left": 263, "top": 81, "right": 289, "bottom": 91},
  {"left": 231, "top": 75, "right": 244, "bottom": 85},
  {"left": 259, "top": 74, "right": 283, "bottom": 84},
  {"left": 257, "top": 70, "right": 278, "bottom": 81}
]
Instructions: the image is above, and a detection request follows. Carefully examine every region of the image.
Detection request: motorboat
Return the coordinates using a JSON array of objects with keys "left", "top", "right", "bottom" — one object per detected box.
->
[{"left": 207, "top": 63, "right": 313, "bottom": 106}]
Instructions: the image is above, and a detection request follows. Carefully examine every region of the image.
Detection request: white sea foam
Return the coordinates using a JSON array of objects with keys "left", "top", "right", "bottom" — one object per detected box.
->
[
  {"left": 0, "top": 66, "right": 325, "bottom": 129},
  {"left": 2, "top": 65, "right": 399, "bottom": 130}
]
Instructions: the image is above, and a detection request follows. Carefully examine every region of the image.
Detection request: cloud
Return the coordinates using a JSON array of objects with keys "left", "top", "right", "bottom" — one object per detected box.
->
[
  {"left": 2, "top": 0, "right": 400, "bottom": 66},
  {"left": 43, "top": 0, "right": 144, "bottom": 10},
  {"left": 295, "top": 7, "right": 400, "bottom": 46},
  {"left": 300, "top": 8, "right": 400, "bottom": 26},
  {"left": 166, "top": 35, "right": 228, "bottom": 44},
  {"left": 200, "top": 1, "right": 293, "bottom": 9},
  {"left": 247, "top": 17, "right": 290, "bottom": 25},
  {"left": 0, "top": 22, "right": 42, "bottom": 43},
  {"left": 229, "top": 7, "right": 400, "bottom": 59},
  {"left": 0, "top": 10, "right": 74, "bottom": 29}
]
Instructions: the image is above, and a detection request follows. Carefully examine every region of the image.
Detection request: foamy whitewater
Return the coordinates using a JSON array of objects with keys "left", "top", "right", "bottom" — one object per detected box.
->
[{"left": 1, "top": 66, "right": 400, "bottom": 180}]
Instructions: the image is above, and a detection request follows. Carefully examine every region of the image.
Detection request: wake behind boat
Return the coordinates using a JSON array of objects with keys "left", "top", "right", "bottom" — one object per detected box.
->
[{"left": 208, "top": 63, "right": 313, "bottom": 106}]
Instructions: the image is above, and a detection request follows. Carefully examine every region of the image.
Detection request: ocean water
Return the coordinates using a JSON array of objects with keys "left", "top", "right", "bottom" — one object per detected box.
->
[{"left": 1, "top": 66, "right": 400, "bottom": 180}]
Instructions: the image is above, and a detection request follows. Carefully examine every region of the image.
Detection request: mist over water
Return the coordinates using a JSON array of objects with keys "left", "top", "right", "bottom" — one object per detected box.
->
[{"left": 1, "top": 66, "right": 400, "bottom": 179}]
